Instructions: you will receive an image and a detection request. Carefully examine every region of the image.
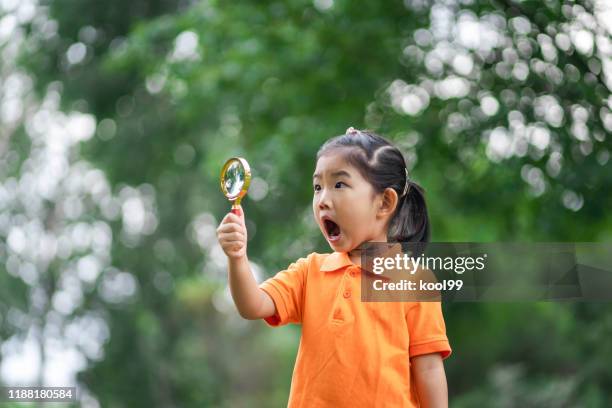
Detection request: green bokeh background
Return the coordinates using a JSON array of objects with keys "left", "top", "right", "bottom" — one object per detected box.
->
[{"left": 1, "top": 0, "right": 611, "bottom": 406}]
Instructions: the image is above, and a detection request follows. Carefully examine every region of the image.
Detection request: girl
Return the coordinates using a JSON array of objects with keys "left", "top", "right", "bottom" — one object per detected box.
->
[{"left": 216, "top": 127, "right": 451, "bottom": 407}]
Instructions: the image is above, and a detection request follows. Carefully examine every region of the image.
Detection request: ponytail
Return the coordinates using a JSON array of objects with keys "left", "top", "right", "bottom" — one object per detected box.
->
[{"left": 389, "top": 180, "right": 430, "bottom": 245}]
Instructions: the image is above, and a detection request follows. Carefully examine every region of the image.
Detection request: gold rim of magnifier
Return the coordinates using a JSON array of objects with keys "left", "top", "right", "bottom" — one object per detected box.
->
[{"left": 219, "top": 157, "right": 251, "bottom": 206}]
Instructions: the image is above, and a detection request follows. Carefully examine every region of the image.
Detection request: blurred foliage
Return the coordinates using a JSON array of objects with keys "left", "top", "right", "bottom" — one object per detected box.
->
[{"left": 1, "top": 0, "right": 611, "bottom": 406}]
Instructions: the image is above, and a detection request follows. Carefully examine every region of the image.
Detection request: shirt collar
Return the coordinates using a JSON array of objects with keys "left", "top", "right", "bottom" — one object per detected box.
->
[
  {"left": 320, "top": 243, "right": 405, "bottom": 273},
  {"left": 320, "top": 251, "right": 354, "bottom": 272}
]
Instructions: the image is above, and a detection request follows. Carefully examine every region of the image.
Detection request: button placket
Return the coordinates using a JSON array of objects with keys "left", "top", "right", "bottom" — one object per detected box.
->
[{"left": 343, "top": 267, "right": 354, "bottom": 298}]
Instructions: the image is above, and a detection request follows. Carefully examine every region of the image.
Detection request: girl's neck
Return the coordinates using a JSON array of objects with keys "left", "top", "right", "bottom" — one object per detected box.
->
[
  {"left": 348, "top": 234, "right": 388, "bottom": 266},
  {"left": 348, "top": 248, "right": 362, "bottom": 267}
]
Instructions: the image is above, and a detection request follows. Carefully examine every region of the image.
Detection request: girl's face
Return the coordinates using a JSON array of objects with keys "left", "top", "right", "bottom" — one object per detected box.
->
[{"left": 312, "top": 152, "right": 390, "bottom": 253}]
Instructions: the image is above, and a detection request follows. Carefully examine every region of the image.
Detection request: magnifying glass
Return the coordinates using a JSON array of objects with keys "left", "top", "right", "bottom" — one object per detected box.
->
[{"left": 220, "top": 157, "right": 251, "bottom": 215}]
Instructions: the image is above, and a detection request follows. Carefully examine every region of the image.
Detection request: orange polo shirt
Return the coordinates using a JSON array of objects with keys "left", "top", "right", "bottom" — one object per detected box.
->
[{"left": 258, "top": 251, "right": 452, "bottom": 408}]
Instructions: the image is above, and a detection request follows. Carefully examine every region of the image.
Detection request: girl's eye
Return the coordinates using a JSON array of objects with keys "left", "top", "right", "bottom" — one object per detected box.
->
[
  {"left": 335, "top": 181, "right": 346, "bottom": 188},
  {"left": 313, "top": 184, "right": 321, "bottom": 192}
]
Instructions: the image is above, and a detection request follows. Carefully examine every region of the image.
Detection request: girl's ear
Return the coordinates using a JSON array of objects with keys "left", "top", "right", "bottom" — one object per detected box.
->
[{"left": 377, "top": 187, "right": 399, "bottom": 218}]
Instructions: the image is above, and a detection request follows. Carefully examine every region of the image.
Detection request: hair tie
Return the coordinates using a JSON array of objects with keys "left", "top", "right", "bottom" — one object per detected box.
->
[
  {"left": 401, "top": 167, "right": 410, "bottom": 197},
  {"left": 346, "top": 126, "right": 359, "bottom": 135}
]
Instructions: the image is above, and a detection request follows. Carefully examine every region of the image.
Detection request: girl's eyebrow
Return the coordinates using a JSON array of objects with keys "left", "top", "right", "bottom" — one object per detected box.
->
[{"left": 312, "top": 170, "right": 352, "bottom": 179}]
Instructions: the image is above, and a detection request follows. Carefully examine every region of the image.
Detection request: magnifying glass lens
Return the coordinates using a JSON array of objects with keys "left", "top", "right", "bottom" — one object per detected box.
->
[
  {"left": 224, "top": 161, "right": 244, "bottom": 197},
  {"left": 220, "top": 157, "right": 251, "bottom": 215}
]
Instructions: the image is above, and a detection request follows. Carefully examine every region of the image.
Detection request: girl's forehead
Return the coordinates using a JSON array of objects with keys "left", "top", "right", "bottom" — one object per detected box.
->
[
  {"left": 314, "top": 152, "right": 356, "bottom": 175},
  {"left": 316, "top": 152, "right": 355, "bottom": 173}
]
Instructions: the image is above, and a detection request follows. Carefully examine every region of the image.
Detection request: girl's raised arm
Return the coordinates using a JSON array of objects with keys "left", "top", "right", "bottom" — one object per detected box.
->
[{"left": 216, "top": 207, "right": 276, "bottom": 320}]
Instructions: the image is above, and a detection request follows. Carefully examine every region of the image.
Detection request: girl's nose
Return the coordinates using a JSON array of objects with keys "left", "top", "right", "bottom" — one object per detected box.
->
[{"left": 316, "top": 188, "right": 331, "bottom": 210}]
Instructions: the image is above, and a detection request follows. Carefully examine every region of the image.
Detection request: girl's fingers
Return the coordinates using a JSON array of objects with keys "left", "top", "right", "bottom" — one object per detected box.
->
[
  {"left": 216, "top": 209, "right": 247, "bottom": 259},
  {"left": 224, "top": 242, "right": 245, "bottom": 255},
  {"left": 216, "top": 222, "right": 246, "bottom": 235},
  {"left": 218, "top": 231, "right": 245, "bottom": 243},
  {"left": 217, "top": 227, "right": 246, "bottom": 238},
  {"left": 221, "top": 212, "right": 243, "bottom": 225}
]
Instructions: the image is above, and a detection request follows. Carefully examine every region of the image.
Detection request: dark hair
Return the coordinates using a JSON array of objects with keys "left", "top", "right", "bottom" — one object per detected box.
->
[{"left": 316, "top": 128, "right": 430, "bottom": 244}]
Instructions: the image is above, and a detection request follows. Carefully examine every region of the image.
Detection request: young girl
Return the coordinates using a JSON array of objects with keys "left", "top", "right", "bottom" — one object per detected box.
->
[{"left": 216, "top": 127, "right": 451, "bottom": 407}]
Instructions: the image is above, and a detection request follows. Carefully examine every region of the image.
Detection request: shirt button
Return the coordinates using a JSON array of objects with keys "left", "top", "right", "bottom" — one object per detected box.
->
[
  {"left": 343, "top": 290, "right": 351, "bottom": 298},
  {"left": 350, "top": 270, "right": 356, "bottom": 277}
]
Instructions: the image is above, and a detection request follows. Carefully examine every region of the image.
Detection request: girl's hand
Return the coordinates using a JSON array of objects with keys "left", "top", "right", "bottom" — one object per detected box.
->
[{"left": 216, "top": 206, "right": 248, "bottom": 260}]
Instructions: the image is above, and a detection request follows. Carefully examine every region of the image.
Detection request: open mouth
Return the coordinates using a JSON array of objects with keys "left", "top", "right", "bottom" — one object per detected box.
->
[{"left": 323, "top": 218, "right": 342, "bottom": 242}]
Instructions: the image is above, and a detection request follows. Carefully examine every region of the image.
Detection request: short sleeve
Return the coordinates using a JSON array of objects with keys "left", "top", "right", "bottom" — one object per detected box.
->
[
  {"left": 258, "top": 257, "right": 308, "bottom": 327},
  {"left": 406, "top": 301, "right": 452, "bottom": 360}
]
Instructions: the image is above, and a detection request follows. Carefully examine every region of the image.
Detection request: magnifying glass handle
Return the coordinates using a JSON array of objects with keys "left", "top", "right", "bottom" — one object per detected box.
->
[{"left": 231, "top": 200, "right": 241, "bottom": 216}]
